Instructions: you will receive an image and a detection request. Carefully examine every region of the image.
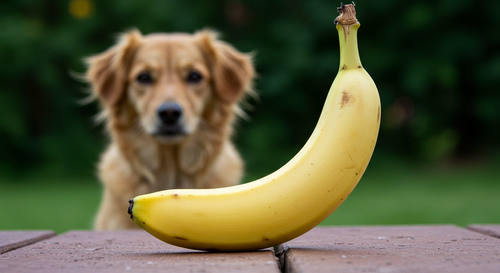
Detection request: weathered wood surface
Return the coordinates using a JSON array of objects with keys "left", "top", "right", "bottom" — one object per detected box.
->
[
  {"left": 0, "top": 230, "right": 280, "bottom": 273},
  {"left": 0, "top": 230, "right": 55, "bottom": 254},
  {"left": 279, "top": 225, "right": 500, "bottom": 273},
  {"left": 1, "top": 225, "right": 499, "bottom": 272},
  {"left": 468, "top": 224, "right": 500, "bottom": 239}
]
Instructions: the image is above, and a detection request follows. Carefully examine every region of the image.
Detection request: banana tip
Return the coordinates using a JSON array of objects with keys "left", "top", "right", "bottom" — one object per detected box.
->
[
  {"left": 334, "top": 2, "right": 358, "bottom": 25},
  {"left": 128, "top": 198, "right": 134, "bottom": 219}
]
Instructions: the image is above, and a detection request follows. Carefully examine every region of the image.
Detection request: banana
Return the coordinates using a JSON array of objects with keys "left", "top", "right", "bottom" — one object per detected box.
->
[{"left": 128, "top": 3, "right": 380, "bottom": 252}]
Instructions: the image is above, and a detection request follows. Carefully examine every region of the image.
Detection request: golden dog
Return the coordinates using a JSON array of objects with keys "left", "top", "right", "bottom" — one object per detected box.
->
[{"left": 86, "top": 29, "right": 255, "bottom": 230}]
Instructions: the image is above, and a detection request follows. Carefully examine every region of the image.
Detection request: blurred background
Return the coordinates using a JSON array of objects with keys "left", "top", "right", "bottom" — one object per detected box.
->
[{"left": 1, "top": 0, "right": 499, "bottom": 233}]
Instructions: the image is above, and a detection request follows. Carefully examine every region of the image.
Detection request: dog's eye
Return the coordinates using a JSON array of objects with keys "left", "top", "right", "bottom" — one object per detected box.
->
[
  {"left": 186, "top": 71, "right": 203, "bottom": 84},
  {"left": 136, "top": 72, "right": 153, "bottom": 84}
]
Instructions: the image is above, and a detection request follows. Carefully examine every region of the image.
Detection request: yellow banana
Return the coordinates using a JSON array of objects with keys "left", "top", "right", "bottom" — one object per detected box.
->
[{"left": 128, "top": 3, "right": 380, "bottom": 252}]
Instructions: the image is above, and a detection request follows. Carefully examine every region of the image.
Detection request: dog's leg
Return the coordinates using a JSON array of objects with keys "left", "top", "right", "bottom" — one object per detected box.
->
[
  {"left": 94, "top": 144, "right": 147, "bottom": 230},
  {"left": 94, "top": 188, "right": 139, "bottom": 230}
]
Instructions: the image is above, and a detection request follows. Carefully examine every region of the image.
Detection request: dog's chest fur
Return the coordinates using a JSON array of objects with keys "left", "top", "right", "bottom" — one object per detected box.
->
[{"left": 111, "top": 118, "right": 222, "bottom": 192}]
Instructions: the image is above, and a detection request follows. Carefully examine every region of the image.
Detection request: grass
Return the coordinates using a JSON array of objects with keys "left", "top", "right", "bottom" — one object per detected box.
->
[
  {"left": 0, "top": 162, "right": 498, "bottom": 233},
  {"left": 321, "top": 161, "right": 500, "bottom": 227},
  {"left": 0, "top": 177, "right": 102, "bottom": 233}
]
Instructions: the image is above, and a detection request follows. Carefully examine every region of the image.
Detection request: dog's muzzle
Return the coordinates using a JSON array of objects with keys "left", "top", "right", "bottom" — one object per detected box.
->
[{"left": 154, "top": 102, "right": 186, "bottom": 137}]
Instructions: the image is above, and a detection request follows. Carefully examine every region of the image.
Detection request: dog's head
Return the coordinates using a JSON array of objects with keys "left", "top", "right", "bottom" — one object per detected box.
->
[{"left": 86, "top": 29, "right": 254, "bottom": 144}]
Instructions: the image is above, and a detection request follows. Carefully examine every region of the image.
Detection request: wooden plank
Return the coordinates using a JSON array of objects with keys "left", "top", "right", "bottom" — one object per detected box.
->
[
  {"left": 468, "top": 224, "right": 500, "bottom": 239},
  {"left": 278, "top": 225, "right": 500, "bottom": 273},
  {"left": 0, "top": 230, "right": 280, "bottom": 273},
  {"left": 0, "top": 230, "right": 55, "bottom": 254}
]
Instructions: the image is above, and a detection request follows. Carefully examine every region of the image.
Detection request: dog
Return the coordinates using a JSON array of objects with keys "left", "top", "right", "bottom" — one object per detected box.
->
[{"left": 85, "top": 29, "right": 255, "bottom": 230}]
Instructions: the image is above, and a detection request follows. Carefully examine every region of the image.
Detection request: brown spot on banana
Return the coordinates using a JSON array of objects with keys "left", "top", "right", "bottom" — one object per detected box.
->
[
  {"left": 174, "top": 236, "right": 188, "bottom": 241},
  {"left": 341, "top": 91, "right": 353, "bottom": 109},
  {"left": 377, "top": 105, "right": 381, "bottom": 123}
]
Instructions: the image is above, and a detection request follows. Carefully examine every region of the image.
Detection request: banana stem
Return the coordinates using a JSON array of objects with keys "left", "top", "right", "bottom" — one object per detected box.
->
[{"left": 335, "top": 3, "right": 362, "bottom": 72}]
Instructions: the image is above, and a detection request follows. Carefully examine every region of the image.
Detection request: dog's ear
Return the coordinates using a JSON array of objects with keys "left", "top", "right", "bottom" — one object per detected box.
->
[
  {"left": 196, "top": 30, "right": 255, "bottom": 104},
  {"left": 86, "top": 29, "right": 142, "bottom": 107}
]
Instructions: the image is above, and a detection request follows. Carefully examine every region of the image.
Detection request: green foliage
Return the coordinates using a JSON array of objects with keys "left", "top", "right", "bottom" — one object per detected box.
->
[{"left": 1, "top": 0, "right": 500, "bottom": 179}]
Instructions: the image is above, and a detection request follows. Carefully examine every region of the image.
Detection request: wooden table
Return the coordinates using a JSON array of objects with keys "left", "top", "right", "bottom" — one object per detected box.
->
[{"left": 1, "top": 225, "right": 499, "bottom": 272}]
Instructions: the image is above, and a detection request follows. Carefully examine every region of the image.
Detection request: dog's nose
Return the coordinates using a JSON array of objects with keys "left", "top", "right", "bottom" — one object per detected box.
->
[{"left": 157, "top": 102, "right": 182, "bottom": 125}]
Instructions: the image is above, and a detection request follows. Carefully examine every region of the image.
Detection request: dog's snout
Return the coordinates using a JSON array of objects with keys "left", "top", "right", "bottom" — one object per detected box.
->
[
  {"left": 154, "top": 102, "right": 186, "bottom": 138},
  {"left": 157, "top": 102, "right": 182, "bottom": 125}
]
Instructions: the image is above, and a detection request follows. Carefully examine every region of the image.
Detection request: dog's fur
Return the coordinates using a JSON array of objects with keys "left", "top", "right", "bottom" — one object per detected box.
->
[{"left": 86, "top": 29, "right": 255, "bottom": 230}]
